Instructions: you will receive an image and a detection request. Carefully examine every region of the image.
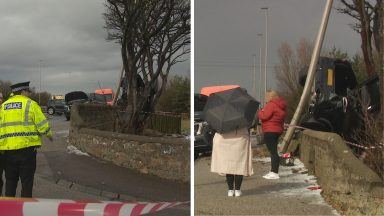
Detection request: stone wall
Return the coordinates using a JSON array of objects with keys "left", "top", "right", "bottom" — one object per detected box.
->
[
  {"left": 299, "top": 130, "right": 384, "bottom": 215},
  {"left": 68, "top": 104, "right": 190, "bottom": 182}
]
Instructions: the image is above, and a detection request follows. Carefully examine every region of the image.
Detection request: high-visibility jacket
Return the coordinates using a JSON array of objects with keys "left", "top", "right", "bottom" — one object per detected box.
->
[{"left": 0, "top": 95, "right": 52, "bottom": 150}]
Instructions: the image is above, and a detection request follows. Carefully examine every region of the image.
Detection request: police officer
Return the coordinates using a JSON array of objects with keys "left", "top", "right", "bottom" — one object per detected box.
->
[{"left": 0, "top": 82, "right": 52, "bottom": 197}]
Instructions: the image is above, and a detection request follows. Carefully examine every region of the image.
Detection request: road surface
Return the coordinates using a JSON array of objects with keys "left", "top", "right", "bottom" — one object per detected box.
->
[{"left": 195, "top": 155, "right": 339, "bottom": 215}]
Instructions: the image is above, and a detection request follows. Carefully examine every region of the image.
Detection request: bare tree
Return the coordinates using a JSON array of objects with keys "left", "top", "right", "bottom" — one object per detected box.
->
[
  {"left": 0, "top": 80, "right": 12, "bottom": 99},
  {"left": 275, "top": 39, "right": 313, "bottom": 120},
  {"left": 337, "top": 0, "right": 382, "bottom": 76},
  {"left": 350, "top": 53, "right": 368, "bottom": 83},
  {"left": 104, "top": 0, "right": 190, "bottom": 134},
  {"left": 296, "top": 39, "right": 313, "bottom": 67},
  {"left": 338, "top": 0, "right": 383, "bottom": 140}
]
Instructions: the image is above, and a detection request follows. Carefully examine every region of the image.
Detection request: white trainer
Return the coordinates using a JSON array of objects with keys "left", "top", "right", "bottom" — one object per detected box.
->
[
  {"left": 263, "top": 172, "right": 280, "bottom": 179},
  {"left": 234, "top": 190, "right": 242, "bottom": 197},
  {"left": 228, "top": 190, "right": 234, "bottom": 196},
  {"left": 262, "top": 171, "right": 274, "bottom": 178}
]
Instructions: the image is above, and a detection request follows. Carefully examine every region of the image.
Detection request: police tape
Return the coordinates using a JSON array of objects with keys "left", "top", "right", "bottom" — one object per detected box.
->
[
  {"left": 283, "top": 123, "right": 383, "bottom": 150},
  {"left": 0, "top": 198, "right": 189, "bottom": 216}
]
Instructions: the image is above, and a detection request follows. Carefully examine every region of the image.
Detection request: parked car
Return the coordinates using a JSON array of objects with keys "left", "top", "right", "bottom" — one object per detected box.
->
[
  {"left": 46, "top": 99, "right": 66, "bottom": 115},
  {"left": 64, "top": 91, "right": 89, "bottom": 121},
  {"left": 194, "top": 93, "right": 215, "bottom": 160}
]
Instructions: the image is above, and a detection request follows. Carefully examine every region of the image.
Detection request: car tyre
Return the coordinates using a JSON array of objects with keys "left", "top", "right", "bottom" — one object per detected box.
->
[{"left": 47, "top": 107, "right": 55, "bottom": 115}]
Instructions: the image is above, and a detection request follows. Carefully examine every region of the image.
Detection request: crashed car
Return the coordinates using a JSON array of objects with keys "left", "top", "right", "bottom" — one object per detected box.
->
[
  {"left": 64, "top": 91, "right": 89, "bottom": 121},
  {"left": 296, "top": 57, "right": 380, "bottom": 153}
]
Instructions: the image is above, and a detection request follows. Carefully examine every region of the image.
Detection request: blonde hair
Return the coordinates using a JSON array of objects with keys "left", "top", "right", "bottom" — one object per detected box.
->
[{"left": 266, "top": 89, "right": 279, "bottom": 100}]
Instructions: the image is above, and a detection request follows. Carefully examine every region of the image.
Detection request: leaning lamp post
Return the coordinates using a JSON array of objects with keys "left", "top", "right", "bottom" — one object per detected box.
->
[{"left": 281, "top": 0, "right": 334, "bottom": 153}]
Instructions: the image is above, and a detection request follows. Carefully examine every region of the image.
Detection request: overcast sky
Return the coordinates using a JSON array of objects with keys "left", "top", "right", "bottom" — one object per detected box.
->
[
  {"left": 195, "top": 0, "right": 361, "bottom": 98},
  {"left": 0, "top": 0, "right": 190, "bottom": 95}
]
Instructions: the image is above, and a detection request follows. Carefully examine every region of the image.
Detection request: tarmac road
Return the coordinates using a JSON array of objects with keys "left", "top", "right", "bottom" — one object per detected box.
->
[{"left": 32, "top": 115, "right": 190, "bottom": 215}]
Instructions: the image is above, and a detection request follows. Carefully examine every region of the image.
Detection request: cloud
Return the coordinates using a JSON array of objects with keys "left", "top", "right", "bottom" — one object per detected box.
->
[
  {"left": 195, "top": 0, "right": 361, "bottom": 94},
  {"left": 0, "top": 0, "right": 189, "bottom": 95}
]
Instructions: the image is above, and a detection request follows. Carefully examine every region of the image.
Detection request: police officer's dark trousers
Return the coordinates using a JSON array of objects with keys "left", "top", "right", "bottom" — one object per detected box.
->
[
  {"left": 5, "top": 146, "right": 37, "bottom": 198},
  {"left": 0, "top": 152, "right": 5, "bottom": 196}
]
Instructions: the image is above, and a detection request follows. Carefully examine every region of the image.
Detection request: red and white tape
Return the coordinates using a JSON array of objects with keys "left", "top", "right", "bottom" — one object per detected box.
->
[
  {"left": 0, "top": 198, "right": 188, "bottom": 216},
  {"left": 283, "top": 123, "right": 383, "bottom": 150}
]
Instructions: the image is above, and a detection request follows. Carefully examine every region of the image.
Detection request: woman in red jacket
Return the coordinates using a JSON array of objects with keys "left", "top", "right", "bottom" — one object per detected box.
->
[{"left": 258, "top": 90, "right": 287, "bottom": 179}]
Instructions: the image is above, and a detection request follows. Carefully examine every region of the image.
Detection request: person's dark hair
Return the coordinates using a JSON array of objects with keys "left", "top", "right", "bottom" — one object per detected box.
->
[{"left": 13, "top": 90, "right": 22, "bottom": 95}]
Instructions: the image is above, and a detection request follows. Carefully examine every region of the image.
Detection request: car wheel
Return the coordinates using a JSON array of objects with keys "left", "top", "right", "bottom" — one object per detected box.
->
[{"left": 47, "top": 107, "right": 55, "bottom": 115}]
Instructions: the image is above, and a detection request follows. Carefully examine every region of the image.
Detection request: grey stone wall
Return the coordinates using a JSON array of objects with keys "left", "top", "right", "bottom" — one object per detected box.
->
[
  {"left": 69, "top": 128, "right": 190, "bottom": 182},
  {"left": 68, "top": 104, "right": 190, "bottom": 182},
  {"left": 299, "top": 130, "right": 383, "bottom": 215}
]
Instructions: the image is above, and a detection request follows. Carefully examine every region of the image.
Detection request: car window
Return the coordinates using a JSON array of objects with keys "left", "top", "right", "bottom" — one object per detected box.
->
[
  {"left": 47, "top": 99, "right": 64, "bottom": 106},
  {"left": 55, "top": 100, "right": 65, "bottom": 105}
]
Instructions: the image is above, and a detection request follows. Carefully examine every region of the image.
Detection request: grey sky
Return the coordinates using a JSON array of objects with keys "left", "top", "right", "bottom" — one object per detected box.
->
[
  {"left": 195, "top": 0, "right": 361, "bottom": 98},
  {"left": 0, "top": 0, "right": 190, "bottom": 95}
]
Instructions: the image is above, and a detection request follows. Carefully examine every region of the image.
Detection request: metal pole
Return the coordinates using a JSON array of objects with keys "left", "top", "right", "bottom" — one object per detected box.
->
[
  {"left": 258, "top": 33, "right": 263, "bottom": 103},
  {"left": 39, "top": 59, "right": 42, "bottom": 104},
  {"left": 261, "top": 7, "right": 268, "bottom": 104},
  {"left": 252, "top": 54, "right": 256, "bottom": 98},
  {"left": 281, "top": 0, "right": 333, "bottom": 153}
]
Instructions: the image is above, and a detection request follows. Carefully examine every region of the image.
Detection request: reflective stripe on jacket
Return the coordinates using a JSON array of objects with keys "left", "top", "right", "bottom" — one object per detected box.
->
[{"left": 0, "top": 95, "right": 52, "bottom": 150}]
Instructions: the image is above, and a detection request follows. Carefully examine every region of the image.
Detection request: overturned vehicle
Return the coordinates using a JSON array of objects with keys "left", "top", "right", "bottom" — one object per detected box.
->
[
  {"left": 64, "top": 91, "right": 89, "bottom": 121},
  {"left": 297, "top": 57, "right": 380, "bottom": 152}
]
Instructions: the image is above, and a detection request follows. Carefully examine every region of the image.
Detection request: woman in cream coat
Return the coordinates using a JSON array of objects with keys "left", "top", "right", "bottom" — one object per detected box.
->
[{"left": 211, "top": 127, "right": 253, "bottom": 197}]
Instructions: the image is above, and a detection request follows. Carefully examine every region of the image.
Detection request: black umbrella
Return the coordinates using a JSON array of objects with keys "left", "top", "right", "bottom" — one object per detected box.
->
[{"left": 202, "top": 88, "right": 260, "bottom": 133}]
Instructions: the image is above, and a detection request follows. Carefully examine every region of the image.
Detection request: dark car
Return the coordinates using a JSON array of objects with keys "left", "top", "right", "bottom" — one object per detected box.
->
[
  {"left": 298, "top": 57, "right": 380, "bottom": 153},
  {"left": 194, "top": 93, "right": 215, "bottom": 160},
  {"left": 64, "top": 91, "right": 89, "bottom": 121},
  {"left": 46, "top": 99, "right": 66, "bottom": 115}
]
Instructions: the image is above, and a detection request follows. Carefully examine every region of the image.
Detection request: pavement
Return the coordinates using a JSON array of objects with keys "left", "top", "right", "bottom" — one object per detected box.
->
[
  {"left": 3, "top": 115, "right": 190, "bottom": 215},
  {"left": 195, "top": 154, "right": 340, "bottom": 215}
]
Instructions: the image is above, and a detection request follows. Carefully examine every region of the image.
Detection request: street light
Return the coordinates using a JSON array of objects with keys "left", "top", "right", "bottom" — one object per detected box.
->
[
  {"left": 257, "top": 33, "right": 263, "bottom": 103},
  {"left": 261, "top": 7, "right": 268, "bottom": 103},
  {"left": 252, "top": 54, "right": 256, "bottom": 99},
  {"left": 39, "top": 59, "right": 42, "bottom": 105}
]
